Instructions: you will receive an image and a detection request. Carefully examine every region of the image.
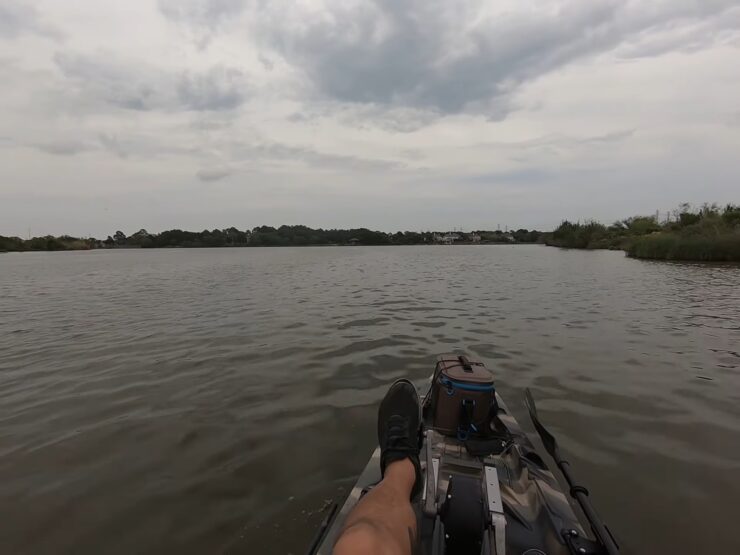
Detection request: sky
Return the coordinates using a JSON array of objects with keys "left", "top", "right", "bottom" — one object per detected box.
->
[{"left": 1, "top": 0, "right": 739, "bottom": 237}]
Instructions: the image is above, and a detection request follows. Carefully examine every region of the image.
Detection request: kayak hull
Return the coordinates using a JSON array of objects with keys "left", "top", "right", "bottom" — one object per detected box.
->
[{"left": 312, "top": 383, "right": 593, "bottom": 555}]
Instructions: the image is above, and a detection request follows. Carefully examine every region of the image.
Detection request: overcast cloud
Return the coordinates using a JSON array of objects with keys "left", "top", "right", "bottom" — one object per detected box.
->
[{"left": 1, "top": 0, "right": 739, "bottom": 236}]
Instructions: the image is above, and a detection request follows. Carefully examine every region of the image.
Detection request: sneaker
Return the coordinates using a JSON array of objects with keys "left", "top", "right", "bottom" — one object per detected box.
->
[{"left": 377, "top": 379, "right": 423, "bottom": 500}]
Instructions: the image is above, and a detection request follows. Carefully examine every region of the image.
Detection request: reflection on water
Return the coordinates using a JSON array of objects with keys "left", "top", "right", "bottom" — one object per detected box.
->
[{"left": 1, "top": 246, "right": 738, "bottom": 553}]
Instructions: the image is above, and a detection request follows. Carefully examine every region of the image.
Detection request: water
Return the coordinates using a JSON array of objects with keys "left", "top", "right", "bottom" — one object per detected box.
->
[{"left": 1, "top": 246, "right": 738, "bottom": 554}]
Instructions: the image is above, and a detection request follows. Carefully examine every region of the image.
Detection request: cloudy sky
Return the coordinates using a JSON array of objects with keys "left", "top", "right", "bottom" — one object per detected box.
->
[{"left": 1, "top": 0, "right": 739, "bottom": 237}]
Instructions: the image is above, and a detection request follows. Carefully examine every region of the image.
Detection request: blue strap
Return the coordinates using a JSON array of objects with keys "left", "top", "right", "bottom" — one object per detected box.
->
[
  {"left": 439, "top": 376, "right": 495, "bottom": 392},
  {"left": 457, "top": 399, "right": 478, "bottom": 440}
]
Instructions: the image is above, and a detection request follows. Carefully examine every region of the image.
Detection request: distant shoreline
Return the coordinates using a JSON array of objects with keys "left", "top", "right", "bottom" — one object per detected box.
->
[
  {"left": 0, "top": 226, "right": 542, "bottom": 252},
  {"left": 3, "top": 203, "right": 738, "bottom": 261},
  {"left": 0, "top": 241, "right": 541, "bottom": 252}
]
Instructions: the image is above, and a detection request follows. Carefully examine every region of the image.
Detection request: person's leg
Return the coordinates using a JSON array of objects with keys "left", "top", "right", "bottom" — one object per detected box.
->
[
  {"left": 333, "top": 379, "right": 423, "bottom": 555},
  {"left": 333, "top": 458, "right": 417, "bottom": 555}
]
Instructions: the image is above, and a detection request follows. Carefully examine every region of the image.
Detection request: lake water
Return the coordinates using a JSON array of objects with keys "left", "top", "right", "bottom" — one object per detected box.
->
[{"left": 1, "top": 246, "right": 739, "bottom": 554}]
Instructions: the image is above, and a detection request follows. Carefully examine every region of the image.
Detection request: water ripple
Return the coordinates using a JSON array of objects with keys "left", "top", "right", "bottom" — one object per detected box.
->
[{"left": 1, "top": 247, "right": 739, "bottom": 554}]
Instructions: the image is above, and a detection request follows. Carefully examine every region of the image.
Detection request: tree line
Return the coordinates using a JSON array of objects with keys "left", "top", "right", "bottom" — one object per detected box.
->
[
  {"left": 0, "top": 235, "right": 96, "bottom": 252},
  {"left": 1, "top": 225, "right": 543, "bottom": 251},
  {"left": 5, "top": 203, "right": 737, "bottom": 261}
]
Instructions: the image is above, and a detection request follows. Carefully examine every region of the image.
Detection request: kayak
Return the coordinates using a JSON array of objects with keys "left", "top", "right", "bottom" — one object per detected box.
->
[{"left": 306, "top": 356, "right": 618, "bottom": 555}]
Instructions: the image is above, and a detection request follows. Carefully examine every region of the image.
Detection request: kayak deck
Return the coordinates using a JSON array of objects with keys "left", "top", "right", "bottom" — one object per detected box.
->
[{"left": 313, "top": 386, "right": 597, "bottom": 555}]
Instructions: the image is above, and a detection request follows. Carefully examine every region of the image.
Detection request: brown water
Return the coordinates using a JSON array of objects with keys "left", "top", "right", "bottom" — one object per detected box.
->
[{"left": 1, "top": 246, "right": 738, "bottom": 554}]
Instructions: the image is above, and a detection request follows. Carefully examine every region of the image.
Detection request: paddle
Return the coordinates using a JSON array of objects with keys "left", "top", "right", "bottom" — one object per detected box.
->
[{"left": 524, "top": 389, "right": 620, "bottom": 555}]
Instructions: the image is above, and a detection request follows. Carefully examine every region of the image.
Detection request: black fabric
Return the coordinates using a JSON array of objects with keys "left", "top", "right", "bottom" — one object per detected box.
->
[
  {"left": 461, "top": 398, "right": 475, "bottom": 430},
  {"left": 440, "top": 475, "right": 486, "bottom": 554},
  {"left": 461, "top": 399, "right": 513, "bottom": 456},
  {"left": 456, "top": 394, "right": 502, "bottom": 441},
  {"left": 464, "top": 436, "right": 511, "bottom": 457},
  {"left": 377, "top": 379, "right": 423, "bottom": 500}
]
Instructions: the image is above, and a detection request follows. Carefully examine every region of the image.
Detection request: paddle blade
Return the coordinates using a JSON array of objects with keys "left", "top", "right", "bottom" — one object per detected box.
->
[{"left": 524, "top": 388, "right": 559, "bottom": 459}]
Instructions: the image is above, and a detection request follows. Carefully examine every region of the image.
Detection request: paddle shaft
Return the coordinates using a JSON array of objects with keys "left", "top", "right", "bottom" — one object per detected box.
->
[
  {"left": 525, "top": 389, "right": 618, "bottom": 554},
  {"left": 557, "top": 458, "right": 619, "bottom": 555}
]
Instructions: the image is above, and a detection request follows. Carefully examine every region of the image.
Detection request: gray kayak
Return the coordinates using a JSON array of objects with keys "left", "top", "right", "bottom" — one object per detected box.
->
[{"left": 307, "top": 373, "right": 618, "bottom": 555}]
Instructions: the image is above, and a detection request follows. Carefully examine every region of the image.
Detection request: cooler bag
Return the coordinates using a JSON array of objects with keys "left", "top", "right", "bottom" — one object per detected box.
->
[{"left": 429, "top": 354, "right": 496, "bottom": 438}]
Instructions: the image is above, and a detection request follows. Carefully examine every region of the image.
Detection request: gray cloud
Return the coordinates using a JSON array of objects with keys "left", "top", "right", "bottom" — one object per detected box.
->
[
  {"left": 98, "top": 134, "right": 129, "bottom": 158},
  {"left": 189, "top": 114, "right": 235, "bottom": 131},
  {"left": 0, "top": 1, "right": 62, "bottom": 40},
  {"left": 25, "top": 130, "right": 200, "bottom": 161},
  {"left": 197, "top": 167, "right": 231, "bottom": 181},
  {"left": 579, "top": 129, "right": 636, "bottom": 144},
  {"left": 287, "top": 104, "right": 441, "bottom": 133},
  {"left": 54, "top": 52, "right": 248, "bottom": 113},
  {"left": 54, "top": 52, "right": 173, "bottom": 112},
  {"left": 33, "top": 140, "right": 93, "bottom": 156},
  {"left": 88, "top": 128, "right": 400, "bottom": 173},
  {"left": 339, "top": 105, "right": 442, "bottom": 133},
  {"left": 230, "top": 141, "right": 404, "bottom": 173},
  {"left": 257, "top": 0, "right": 739, "bottom": 115},
  {"left": 177, "top": 67, "right": 246, "bottom": 111},
  {"left": 0, "top": 2, "right": 31, "bottom": 38},
  {"left": 94, "top": 131, "right": 202, "bottom": 160},
  {"left": 158, "top": 0, "right": 245, "bottom": 27},
  {"left": 463, "top": 168, "right": 556, "bottom": 186},
  {"left": 615, "top": 7, "right": 740, "bottom": 59},
  {"left": 471, "top": 128, "right": 636, "bottom": 154},
  {"left": 158, "top": 0, "right": 246, "bottom": 47},
  {"left": 54, "top": 53, "right": 247, "bottom": 112}
]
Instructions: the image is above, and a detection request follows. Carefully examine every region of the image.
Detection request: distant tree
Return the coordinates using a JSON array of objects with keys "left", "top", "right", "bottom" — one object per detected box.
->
[
  {"left": 127, "top": 229, "right": 153, "bottom": 247},
  {"left": 678, "top": 212, "right": 701, "bottom": 227},
  {"left": 721, "top": 204, "right": 740, "bottom": 227},
  {"left": 0, "top": 236, "right": 25, "bottom": 251},
  {"left": 512, "top": 228, "right": 541, "bottom": 243},
  {"left": 253, "top": 226, "right": 277, "bottom": 234},
  {"left": 624, "top": 216, "right": 660, "bottom": 235}
]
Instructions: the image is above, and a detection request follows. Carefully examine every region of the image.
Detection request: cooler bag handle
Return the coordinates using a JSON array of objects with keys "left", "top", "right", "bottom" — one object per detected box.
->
[{"left": 458, "top": 355, "right": 473, "bottom": 372}]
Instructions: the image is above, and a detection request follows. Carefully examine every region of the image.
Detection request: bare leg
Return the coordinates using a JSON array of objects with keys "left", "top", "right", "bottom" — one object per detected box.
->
[{"left": 333, "top": 458, "right": 417, "bottom": 555}]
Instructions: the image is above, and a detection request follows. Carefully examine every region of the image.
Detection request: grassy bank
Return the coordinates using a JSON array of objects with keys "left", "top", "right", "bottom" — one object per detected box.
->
[
  {"left": 627, "top": 231, "right": 740, "bottom": 261},
  {"left": 547, "top": 204, "right": 740, "bottom": 262}
]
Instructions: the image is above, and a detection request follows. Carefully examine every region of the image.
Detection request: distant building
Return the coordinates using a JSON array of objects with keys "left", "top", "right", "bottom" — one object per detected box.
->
[
  {"left": 434, "top": 233, "right": 460, "bottom": 245},
  {"left": 468, "top": 233, "right": 481, "bottom": 243},
  {"left": 348, "top": 238, "right": 360, "bottom": 246}
]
